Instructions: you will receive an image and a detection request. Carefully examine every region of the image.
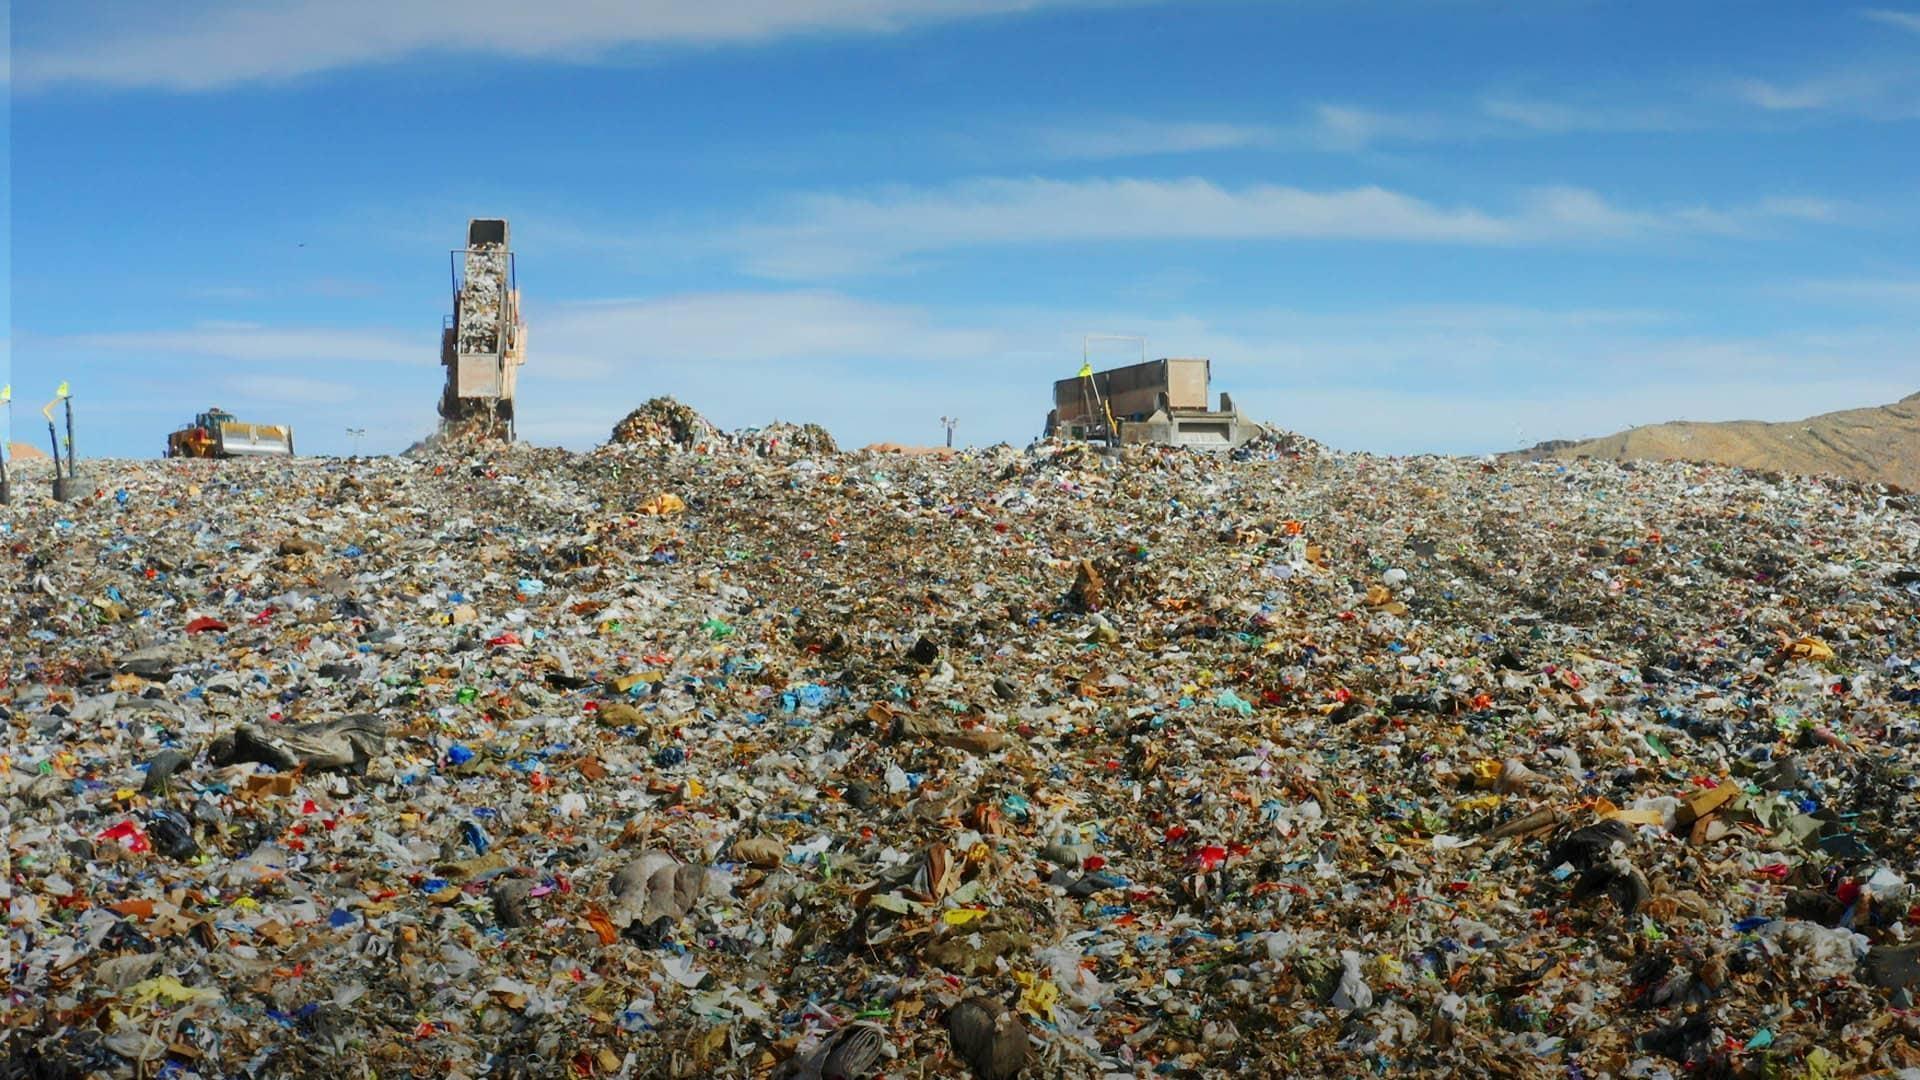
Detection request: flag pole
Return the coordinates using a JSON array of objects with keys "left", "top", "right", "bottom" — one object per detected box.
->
[{"left": 46, "top": 383, "right": 76, "bottom": 501}]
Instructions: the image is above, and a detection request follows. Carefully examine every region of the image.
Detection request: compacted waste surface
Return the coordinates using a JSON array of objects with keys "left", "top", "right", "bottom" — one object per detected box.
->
[{"left": 6, "top": 421, "right": 1920, "bottom": 1078}]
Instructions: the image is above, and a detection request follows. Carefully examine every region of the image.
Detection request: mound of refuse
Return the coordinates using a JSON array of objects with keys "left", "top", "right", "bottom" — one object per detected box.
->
[
  {"left": 734, "top": 420, "right": 839, "bottom": 458},
  {"left": 6, "top": 444, "right": 1920, "bottom": 1078},
  {"left": 1236, "top": 423, "right": 1323, "bottom": 458},
  {"left": 610, "top": 396, "right": 720, "bottom": 448}
]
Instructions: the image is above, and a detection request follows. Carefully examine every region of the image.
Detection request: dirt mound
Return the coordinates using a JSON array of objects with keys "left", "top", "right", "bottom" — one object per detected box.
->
[
  {"left": 1511, "top": 392, "right": 1920, "bottom": 489},
  {"left": 8, "top": 442, "right": 51, "bottom": 462},
  {"left": 862, "top": 442, "right": 957, "bottom": 458}
]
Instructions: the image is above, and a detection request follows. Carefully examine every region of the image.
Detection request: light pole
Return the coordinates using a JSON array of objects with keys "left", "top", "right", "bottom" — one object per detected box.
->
[
  {"left": 346, "top": 427, "right": 366, "bottom": 457},
  {"left": 940, "top": 416, "right": 958, "bottom": 449}
]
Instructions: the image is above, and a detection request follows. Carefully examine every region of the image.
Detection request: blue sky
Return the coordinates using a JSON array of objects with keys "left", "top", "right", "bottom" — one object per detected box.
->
[{"left": 7, "top": 0, "right": 1918, "bottom": 458}]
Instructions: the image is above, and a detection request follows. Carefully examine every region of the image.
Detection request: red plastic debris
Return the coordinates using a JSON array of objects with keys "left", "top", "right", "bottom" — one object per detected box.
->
[{"left": 98, "top": 819, "right": 151, "bottom": 853}]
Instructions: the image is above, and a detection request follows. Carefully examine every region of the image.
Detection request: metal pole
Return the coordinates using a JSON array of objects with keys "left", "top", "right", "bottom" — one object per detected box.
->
[
  {"left": 49, "top": 417, "right": 74, "bottom": 501},
  {"left": 48, "top": 391, "right": 77, "bottom": 501},
  {"left": 1, "top": 398, "right": 11, "bottom": 505},
  {"left": 64, "top": 397, "right": 77, "bottom": 479}
]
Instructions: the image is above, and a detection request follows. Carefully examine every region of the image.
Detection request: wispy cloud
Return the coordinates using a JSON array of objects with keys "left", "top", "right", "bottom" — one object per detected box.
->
[
  {"left": 1731, "top": 70, "right": 1917, "bottom": 115},
  {"left": 1027, "top": 96, "right": 1688, "bottom": 162},
  {"left": 1309, "top": 104, "right": 1448, "bottom": 149},
  {"left": 529, "top": 291, "right": 1001, "bottom": 380},
  {"left": 50, "top": 324, "right": 426, "bottom": 366},
  {"left": 1862, "top": 8, "right": 1920, "bottom": 33},
  {"left": 1105, "top": 96, "right": 1689, "bottom": 158},
  {"left": 1032, "top": 121, "right": 1278, "bottom": 160},
  {"left": 730, "top": 176, "right": 1841, "bottom": 277},
  {"left": 1478, "top": 97, "right": 1683, "bottom": 135},
  {"left": 228, "top": 373, "right": 360, "bottom": 404},
  {"left": 17, "top": 0, "right": 1114, "bottom": 92},
  {"left": 1736, "top": 77, "right": 1854, "bottom": 111},
  {"left": 736, "top": 178, "right": 1510, "bottom": 276},
  {"left": 1750, "top": 196, "right": 1842, "bottom": 222},
  {"left": 1311, "top": 96, "right": 1687, "bottom": 150},
  {"left": 1792, "top": 277, "right": 1920, "bottom": 304}
]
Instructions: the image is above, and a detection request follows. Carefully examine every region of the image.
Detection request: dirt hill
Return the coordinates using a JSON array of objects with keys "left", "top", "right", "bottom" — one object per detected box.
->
[{"left": 1511, "top": 391, "right": 1920, "bottom": 489}]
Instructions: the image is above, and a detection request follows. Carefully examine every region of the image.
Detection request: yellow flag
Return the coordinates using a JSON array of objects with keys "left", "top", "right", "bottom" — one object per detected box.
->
[
  {"left": 55, "top": 381, "right": 70, "bottom": 398},
  {"left": 0, "top": 384, "right": 10, "bottom": 403},
  {"left": 1078, "top": 362, "right": 1094, "bottom": 378}
]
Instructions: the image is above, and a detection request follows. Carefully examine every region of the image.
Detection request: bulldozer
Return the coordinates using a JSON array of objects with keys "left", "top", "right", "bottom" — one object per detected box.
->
[
  {"left": 439, "top": 218, "right": 525, "bottom": 439},
  {"left": 165, "top": 408, "right": 296, "bottom": 458}
]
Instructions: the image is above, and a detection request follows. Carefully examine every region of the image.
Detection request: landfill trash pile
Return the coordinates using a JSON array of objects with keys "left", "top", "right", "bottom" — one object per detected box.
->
[
  {"left": 5, "top": 431, "right": 1920, "bottom": 1079},
  {"left": 1232, "top": 426, "right": 1324, "bottom": 460},
  {"left": 455, "top": 243, "right": 509, "bottom": 356},
  {"left": 609, "top": 397, "right": 722, "bottom": 450},
  {"left": 732, "top": 421, "right": 839, "bottom": 459}
]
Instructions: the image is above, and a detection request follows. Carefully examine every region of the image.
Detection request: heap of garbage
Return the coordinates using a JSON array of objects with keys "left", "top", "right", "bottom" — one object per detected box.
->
[
  {"left": 609, "top": 397, "right": 721, "bottom": 449},
  {"left": 734, "top": 421, "right": 839, "bottom": 458},
  {"left": 5, "top": 426, "right": 1919, "bottom": 1078}
]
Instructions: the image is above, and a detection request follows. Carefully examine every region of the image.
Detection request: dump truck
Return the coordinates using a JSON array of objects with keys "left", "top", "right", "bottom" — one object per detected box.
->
[
  {"left": 165, "top": 408, "right": 296, "bottom": 458},
  {"left": 1046, "top": 357, "right": 1261, "bottom": 449},
  {"left": 439, "top": 218, "right": 526, "bottom": 439}
]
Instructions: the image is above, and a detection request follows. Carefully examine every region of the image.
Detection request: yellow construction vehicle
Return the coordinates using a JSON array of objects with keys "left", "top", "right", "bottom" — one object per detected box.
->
[{"left": 165, "top": 408, "right": 296, "bottom": 458}]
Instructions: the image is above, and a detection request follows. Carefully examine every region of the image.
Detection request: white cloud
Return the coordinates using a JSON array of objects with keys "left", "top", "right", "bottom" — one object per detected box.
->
[
  {"left": 738, "top": 178, "right": 1507, "bottom": 276},
  {"left": 228, "top": 373, "right": 359, "bottom": 404},
  {"left": 1478, "top": 97, "right": 1682, "bottom": 135},
  {"left": 1731, "top": 71, "right": 1914, "bottom": 114},
  {"left": 1751, "top": 196, "right": 1842, "bottom": 222},
  {"left": 529, "top": 290, "right": 1002, "bottom": 379},
  {"left": 1863, "top": 8, "right": 1920, "bottom": 33},
  {"left": 1736, "top": 77, "right": 1846, "bottom": 111},
  {"left": 1032, "top": 121, "right": 1277, "bottom": 160},
  {"left": 1793, "top": 277, "right": 1920, "bottom": 304},
  {"left": 1481, "top": 97, "right": 1590, "bottom": 132},
  {"left": 1026, "top": 97, "right": 1686, "bottom": 162},
  {"left": 1310, "top": 104, "right": 1443, "bottom": 150},
  {"left": 55, "top": 324, "right": 427, "bottom": 366},
  {"left": 731, "top": 176, "right": 1836, "bottom": 277},
  {"left": 18, "top": 0, "right": 1108, "bottom": 92}
]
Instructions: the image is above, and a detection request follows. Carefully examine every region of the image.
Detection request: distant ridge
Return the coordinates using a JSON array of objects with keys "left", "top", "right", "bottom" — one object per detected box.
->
[{"left": 1508, "top": 392, "right": 1920, "bottom": 490}]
